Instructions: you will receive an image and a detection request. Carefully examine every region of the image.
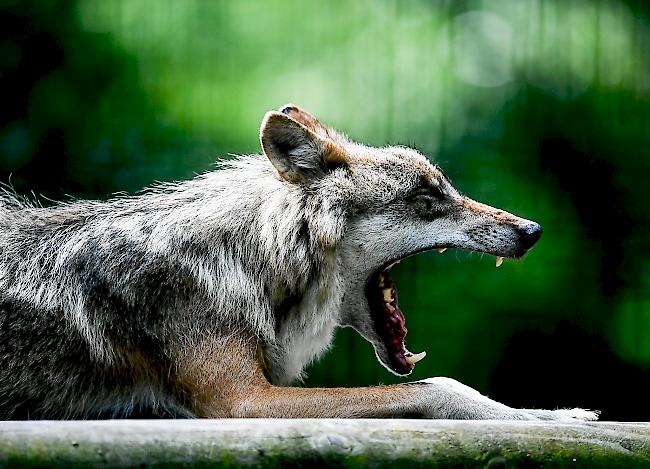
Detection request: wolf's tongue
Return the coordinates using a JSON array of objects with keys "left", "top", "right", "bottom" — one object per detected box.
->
[{"left": 376, "top": 271, "right": 426, "bottom": 374}]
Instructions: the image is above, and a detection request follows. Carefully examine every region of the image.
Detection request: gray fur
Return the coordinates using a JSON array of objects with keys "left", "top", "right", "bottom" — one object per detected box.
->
[{"left": 0, "top": 105, "right": 597, "bottom": 421}]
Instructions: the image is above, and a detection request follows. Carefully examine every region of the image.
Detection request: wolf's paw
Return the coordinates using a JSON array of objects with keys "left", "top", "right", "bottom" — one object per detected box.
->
[
  {"left": 528, "top": 407, "right": 600, "bottom": 421},
  {"left": 553, "top": 408, "right": 600, "bottom": 421}
]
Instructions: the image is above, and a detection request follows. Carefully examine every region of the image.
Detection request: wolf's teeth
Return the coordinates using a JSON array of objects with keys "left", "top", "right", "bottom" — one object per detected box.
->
[
  {"left": 405, "top": 351, "right": 427, "bottom": 365},
  {"left": 378, "top": 274, "right": 385, "bottom": 288},
  {"left": 495, "top": 256, "right": 504, "bottom": 267},
  {"left": 386, "top": 303, "right": 395, "bottom": 313},
  {"left": 437, "top": 248, "right": 447, "bottom": 253},
  {"left": 382, "top": 288, "right": 393, "bottom": 302}
]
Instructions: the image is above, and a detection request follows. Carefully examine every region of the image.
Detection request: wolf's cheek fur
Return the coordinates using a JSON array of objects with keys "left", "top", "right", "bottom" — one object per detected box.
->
[{"left": 340, "top": 213, "right": 452, "bottom": 272}]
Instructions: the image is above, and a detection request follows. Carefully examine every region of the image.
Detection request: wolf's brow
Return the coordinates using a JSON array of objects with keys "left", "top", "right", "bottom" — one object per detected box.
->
[
  {"left": 411, "top": 176, "right": 444, "bottom": 199},
  {"left": 433, "top": 166, "right": 454, "bottom": 187}
]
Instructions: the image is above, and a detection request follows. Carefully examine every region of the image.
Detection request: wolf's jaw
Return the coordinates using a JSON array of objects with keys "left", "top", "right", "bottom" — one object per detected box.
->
[
  {"left": 368, "top": 266, "right": 426, "bottom": 375},
  {"left": 365, "top": 245, "right": 523, "bottom": 374}
]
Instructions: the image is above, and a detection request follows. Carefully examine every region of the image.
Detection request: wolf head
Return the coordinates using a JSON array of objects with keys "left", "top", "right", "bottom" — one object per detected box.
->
[{"left": 260, "top": 104, "right": 541, "bottom": 376}]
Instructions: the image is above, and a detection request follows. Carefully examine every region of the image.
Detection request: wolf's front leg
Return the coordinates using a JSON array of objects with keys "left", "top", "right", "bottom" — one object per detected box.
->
[
  {"left": 233, "top": 377, "right": 597, "bottom": 420},
  {"left": 174, "top": 333, "right": 598, "bottom": 420}
]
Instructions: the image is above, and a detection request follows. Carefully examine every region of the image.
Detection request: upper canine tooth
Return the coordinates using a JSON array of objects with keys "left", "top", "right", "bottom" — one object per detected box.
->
[
  {"left": 382, "top": 288, "right": 393, "bottom": 302},
  {"left": 405, "top": 351, "right": 427, "bottom": 365},
  {"left": 437, "top": 248, "right": 447, "bottom": 253},
  {"left": 495, "top": 256, "right": 504, "bottom": 268},
  {"left": 378, "top": 274, "right": 385, "bottom": 287}
]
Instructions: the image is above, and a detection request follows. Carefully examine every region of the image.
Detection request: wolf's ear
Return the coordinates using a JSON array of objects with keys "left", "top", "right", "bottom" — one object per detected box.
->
[
  {"left": 277, "top": 104, "right": 340, "bottom": 140},
  {"left": 260, "top": 111, "right": 347, "bottom": 184}
]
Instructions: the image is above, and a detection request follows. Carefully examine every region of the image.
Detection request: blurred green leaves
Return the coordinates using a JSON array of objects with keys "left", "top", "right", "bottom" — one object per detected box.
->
[{"left": 609, "top": 262, "right": 650, "bottom": 366}]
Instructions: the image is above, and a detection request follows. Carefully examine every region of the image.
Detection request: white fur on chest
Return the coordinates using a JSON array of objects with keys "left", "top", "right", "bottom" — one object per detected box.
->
[{"left": 265, "top": 262, "right": 343, "bottom": 386}]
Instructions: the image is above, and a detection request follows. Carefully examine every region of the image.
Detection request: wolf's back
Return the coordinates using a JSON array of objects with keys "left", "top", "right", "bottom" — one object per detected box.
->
[{"left": 0, "top": 189, "right": 181, "bottom": 418}]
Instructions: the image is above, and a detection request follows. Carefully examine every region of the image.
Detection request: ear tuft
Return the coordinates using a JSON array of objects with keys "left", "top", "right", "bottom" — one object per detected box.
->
[
  {"left": 260, "top": 110, "right": 347, "bottom": 184},
  {"left": 279, "top": 103, "right": 300, "bottom": 115}
]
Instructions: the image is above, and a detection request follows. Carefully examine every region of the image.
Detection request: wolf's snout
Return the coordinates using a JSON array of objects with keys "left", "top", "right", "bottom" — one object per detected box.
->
[{"left": 517, "top": 222, "right": 542, "bottom": 251}]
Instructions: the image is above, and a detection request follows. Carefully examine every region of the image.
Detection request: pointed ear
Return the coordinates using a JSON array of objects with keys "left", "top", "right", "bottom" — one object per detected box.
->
[
  {"left": 260, "top": 111, "right": 347, "bottom": 184},
  {"left": 277, "top": 103, "right": 341, "bottom": 141}
]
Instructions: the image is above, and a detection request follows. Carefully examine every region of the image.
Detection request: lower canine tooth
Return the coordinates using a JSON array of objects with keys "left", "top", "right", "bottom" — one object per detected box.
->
[
  {"left": 437, "top": 248, "right": 447, "bottom": 253},
  {"left": 405, "top": 351, "right": 427, "bottom": 365},
  {"left": 495, "top": 256, "right": 504, "bottom": 267},
  {"left": 382, "top": 288, "right": 393, "bottom": 302}
]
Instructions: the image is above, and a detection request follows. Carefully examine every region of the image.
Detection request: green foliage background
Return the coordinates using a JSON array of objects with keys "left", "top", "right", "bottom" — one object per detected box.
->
[{"left": 1, "top": 0, "right": 649, "bottom": 419}]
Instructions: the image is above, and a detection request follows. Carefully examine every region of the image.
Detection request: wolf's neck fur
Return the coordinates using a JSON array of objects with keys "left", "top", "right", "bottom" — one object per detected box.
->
[{"left": 0, "top": 155, "right": 346, "bottom": 385}]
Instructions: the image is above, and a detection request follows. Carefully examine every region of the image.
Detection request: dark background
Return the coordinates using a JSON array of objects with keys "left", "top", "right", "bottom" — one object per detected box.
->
[{"left": 1, "top": 0, "right": 649, "bottom": 421}]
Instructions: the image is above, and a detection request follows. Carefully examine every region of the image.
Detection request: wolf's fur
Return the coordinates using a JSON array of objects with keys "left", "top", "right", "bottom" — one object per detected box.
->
[{"left": 0, "top": 105, "right": 598, "bottom": 420}]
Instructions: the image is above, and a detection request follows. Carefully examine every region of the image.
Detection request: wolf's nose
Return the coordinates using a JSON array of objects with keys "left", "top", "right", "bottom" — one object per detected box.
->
[{"left": 518, "top": 222, "right": 542, "bottom": 250}]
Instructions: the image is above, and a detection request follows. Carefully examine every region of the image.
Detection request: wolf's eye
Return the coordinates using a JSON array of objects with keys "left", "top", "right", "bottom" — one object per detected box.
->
[
  {"left": 408, "top": 185, "right": 447, "bottom": 218},
  {"left": 409, "top": 185, "right": 444, "bottom": 200},
  {"left": 411, "top": 193, "right": 435, "bottom": 210}
]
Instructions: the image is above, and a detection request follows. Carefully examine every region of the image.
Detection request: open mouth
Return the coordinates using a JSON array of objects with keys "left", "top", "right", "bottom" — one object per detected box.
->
[
  {"left": 361, "top": 220, "right": 541, "bottom": 375},
  {"left": 365, "top": 248, "right": 511, "bottom": 375},
  {"left": 366, "top": 260, "right": 426, "bottom": 375}
]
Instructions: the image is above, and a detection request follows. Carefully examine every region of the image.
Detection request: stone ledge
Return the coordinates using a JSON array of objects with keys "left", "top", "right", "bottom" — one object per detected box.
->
[{"left": 1, "top": 419, "right": 649, "bottom": 468}]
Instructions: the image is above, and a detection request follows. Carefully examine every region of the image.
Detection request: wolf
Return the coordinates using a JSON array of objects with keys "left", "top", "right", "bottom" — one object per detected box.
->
[{"left": 0, "top": 104, "right": 597, "bottom": 420}]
